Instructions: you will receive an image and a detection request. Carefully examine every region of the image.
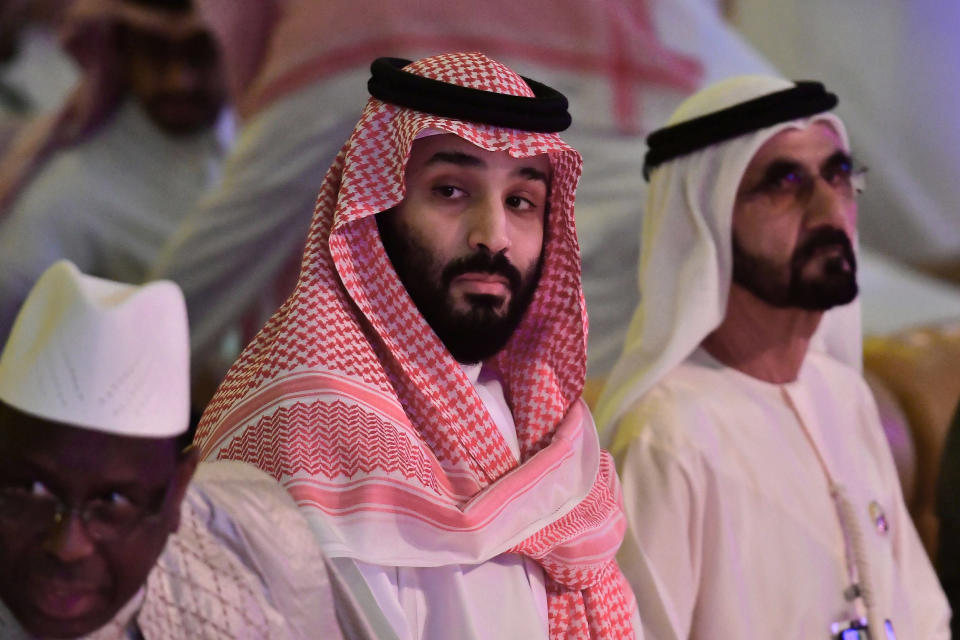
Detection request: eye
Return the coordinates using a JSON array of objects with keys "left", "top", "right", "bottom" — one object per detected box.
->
[
  {"left": 87, "top": 489, "right": 138, "bottom": 510},
  {"left": 86, "top": 491, "right": 141, "bottom": 526},
  {"left": 431, "top": 185, "right": 466, "bottom": 199},
  {"left": 0, "top": 479, "right": 57, "bottom": 522},
  {"left": 822, "top": 159, "right": 853, "bottom": 186},
  {"left": 505, "top": 195, "right": 538, "bottom": 211},
  {"left": 1, "top": 479, "right": 54, "bottom": 498},
  {"left": 782, "top": 171, "right": 804, "bottom": 185},
  {"left": 29, "top": 480, "right": 54, "bottom": 498},
  {"left": 0, "top": 478, "right": 55, "bottom": 508},
  {"left": 766, "top": 170, "right": 803, "bottom": 191},
  {"left": 112, "top": 491, "right": 134, "bottom": 506},
  {"left": 749, "top": 164, "right": 807, "bottom": 196}
]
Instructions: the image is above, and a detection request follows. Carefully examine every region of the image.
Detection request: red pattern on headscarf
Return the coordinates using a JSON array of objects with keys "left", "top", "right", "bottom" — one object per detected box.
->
[
  {"left": 197, "top": 0, "right": 700, "bottom": 129},
  {"left": 195, "top": 52, "right": 636, "bottom": 638}
]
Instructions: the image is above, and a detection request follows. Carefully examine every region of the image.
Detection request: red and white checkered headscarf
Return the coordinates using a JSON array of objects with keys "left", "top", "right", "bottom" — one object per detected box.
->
[{"left": 195, "top": 52, "right": 637, "bottom": 638}]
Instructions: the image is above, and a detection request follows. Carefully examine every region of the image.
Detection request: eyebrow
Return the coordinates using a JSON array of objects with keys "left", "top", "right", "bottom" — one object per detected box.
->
[
  {"left": 0, "top": 457, "right": 67, "bottom": 493},
  {"left": 517, "top": 166, "right": 549, "bottom": 185},
  {"left": 821, "top": 150, "right": 853, "bottom": 170},
  {"left": 425, "top": 151, "right": 549, "bottom": 185},
  {"left": 760, "top": 148, "right": 852, "bottom": 175},
  {"left": 425, "top": 151, "right": 486, "bottom": 168},
  {"left": 5, "top": 455, "right": 55, "bottom": 477}
]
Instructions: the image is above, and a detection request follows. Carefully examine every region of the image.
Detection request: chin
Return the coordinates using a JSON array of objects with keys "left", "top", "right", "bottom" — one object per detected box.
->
[
  {"left": 13, "top": 572, "right": 119, "bottom": 639},
  {"left": 462, "top": 294, "right": 511, "bottom": 314},
  {"left": 148, "top": 106, "right": 219, "bottom": 137},
  {"left": 14, "top": 606, "right": 113, "bottom": 640}
]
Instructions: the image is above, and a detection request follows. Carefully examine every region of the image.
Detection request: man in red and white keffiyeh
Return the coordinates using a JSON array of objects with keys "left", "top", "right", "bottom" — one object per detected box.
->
[{"left": 195, "top": 52, "right": 640, "bottom": 639}]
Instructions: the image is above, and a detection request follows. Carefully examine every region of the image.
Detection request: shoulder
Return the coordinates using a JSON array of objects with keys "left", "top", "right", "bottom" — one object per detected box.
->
[
  {"left": 801, "top": 351, "right": 879, "bottom": 418},
  {"left": 146, "top": 462, "right": 342, "bottom": 639},
  {"left": 799, "top": 352, "right": 897, "bottom": 466},
  {"left": 6, "top": 139, "right": 111, "bottom": 229},
  {"left": 189, "top": 458, "right": 296, "bottom": 505},
  {"left": 804, "top": 351, "right": 870, "bottom": 394},
  {"left": 11, "top": 151, "right": 89, "bottom": 208},
  {"left": 184, "top": 461, "right": 319, "bottom": 554},
  {"left": 620, "top": 358, "right": 745, "bottom": 445}
]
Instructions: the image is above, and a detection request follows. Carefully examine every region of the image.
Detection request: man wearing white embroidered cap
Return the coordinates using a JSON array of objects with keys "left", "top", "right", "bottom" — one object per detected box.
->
[
  {"left": 594, "top": 76, "right": 950, "bottom": 639},
  {"left": 0, "top": 260, "right": 359, "bottom": 639}
]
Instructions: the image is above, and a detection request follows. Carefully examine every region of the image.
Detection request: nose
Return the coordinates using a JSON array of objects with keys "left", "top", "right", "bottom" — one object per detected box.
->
[
  {"left": 466, "top": 197, "right": 511, "bottom": 255},
  {"left": 43, "top": 512, "right": 96, "bottom": 563},
  {"left": 805, "top": 176, "right": 857, "bottom": 232}
]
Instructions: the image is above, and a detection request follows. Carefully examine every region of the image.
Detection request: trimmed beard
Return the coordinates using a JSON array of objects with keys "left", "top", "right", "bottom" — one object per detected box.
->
[
  {"left": 376, "top": 213, "right": 541, "bottom": 363},
  {"left": 732, "top": 226, "right": 858, "bottom": 310}
]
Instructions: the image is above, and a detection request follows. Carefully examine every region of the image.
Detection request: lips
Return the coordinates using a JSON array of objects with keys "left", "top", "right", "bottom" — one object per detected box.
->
[
  {"left": 801, "top": 243, "right": 853, "bottom": 272},
  {"left": 809, "top": 243, "right": 848, "bottom": 260},
  {"left": 452, "top": 273, "right": 511, "bottom": 296},
  {"left": 27, "top": 577, "right": 104, "bottom": 621}
]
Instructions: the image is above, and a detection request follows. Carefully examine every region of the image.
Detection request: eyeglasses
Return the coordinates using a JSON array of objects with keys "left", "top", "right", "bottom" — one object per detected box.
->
[
  {"left": 739, "top": 154, "right": 868, "bottom": 206},
  {"left": 0, "top": 480, "right": 167, "bottom": 542}
]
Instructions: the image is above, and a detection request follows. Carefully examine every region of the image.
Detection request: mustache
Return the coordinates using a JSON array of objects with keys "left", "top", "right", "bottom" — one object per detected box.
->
[
  {"left": 441, "top": 250, "right": 522, "bottom": 293},
  {"left": 792, "top": 227, "right": 857, "bottom": 271},
  {"left": 148, "top": 92, "right": 217, "bottom": 105}
]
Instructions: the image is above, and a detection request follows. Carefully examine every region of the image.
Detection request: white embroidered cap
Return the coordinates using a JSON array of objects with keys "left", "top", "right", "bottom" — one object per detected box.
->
[{"left": 0, "top": 260, "right": 189, "bottom": 437}]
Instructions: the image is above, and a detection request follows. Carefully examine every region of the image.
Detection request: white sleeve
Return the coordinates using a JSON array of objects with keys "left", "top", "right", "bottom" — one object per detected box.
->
[
  {"left": 0, "top": 163, "right": 93, "bottom": 338},
  {"left": 149, "top": 81, "right": 362, "bottom": 382},
  {"left": 616, "top": 415, "right": 704, "bottom": 640}
]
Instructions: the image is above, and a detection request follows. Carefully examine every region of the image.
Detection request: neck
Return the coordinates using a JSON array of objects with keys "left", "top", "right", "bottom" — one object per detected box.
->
[{"left": 702, "top": 284, "right": 822, "bottom": 383}]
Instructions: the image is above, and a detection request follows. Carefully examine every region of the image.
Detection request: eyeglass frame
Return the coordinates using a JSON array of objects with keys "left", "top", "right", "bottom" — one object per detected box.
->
[
  {"left": 0, "top": 478, "right": 174, "bottom": 543},
  {"left": 736, "top": 150, "right": 868, "bottom": 207}
]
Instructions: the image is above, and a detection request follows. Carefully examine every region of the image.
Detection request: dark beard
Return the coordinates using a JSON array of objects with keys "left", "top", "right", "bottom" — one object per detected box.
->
[
  {"left": 732, "top": 226, "right": 858, "bottom": 310},
  {"left": 376, "top": 213, "right": 541, "bottom": 363}
]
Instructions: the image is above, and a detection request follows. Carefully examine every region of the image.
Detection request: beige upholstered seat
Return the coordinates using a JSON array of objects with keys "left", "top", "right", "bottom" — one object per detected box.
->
[{"left": 864, "top": 321, "right": 960, "bottom": 562}]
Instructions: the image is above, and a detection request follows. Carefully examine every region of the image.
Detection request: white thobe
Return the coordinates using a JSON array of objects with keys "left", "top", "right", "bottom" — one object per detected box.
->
[
  {"left": 354, "top": 364, "right": 551, "bottom": 640},
  {"left": 150, "top": 77, "right": 363, "bottom": 382},
  {"left": 0, "top": 101, "right": 230, "bottom": 339},
  {"left": 0, "top": 461, "right": 364, "bottom": 639},
  {"left": 615, "top": 348, "right": 950, "bottom": 639}
]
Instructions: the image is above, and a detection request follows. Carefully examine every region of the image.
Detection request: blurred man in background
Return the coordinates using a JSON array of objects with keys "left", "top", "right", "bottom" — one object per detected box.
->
[
  {"left": 0, "top": 0, "right": 230, "bottom": 342},
  {"left": 0, "top": 0, "right": 78, "bottom": 148}
]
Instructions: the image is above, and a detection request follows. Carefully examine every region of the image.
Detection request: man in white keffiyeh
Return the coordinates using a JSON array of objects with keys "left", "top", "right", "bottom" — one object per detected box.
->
[
  {"left": 195, "top": 52, "right": 640, "bottom": 640},
  {"left": 0, "top": 261, "right": 354, "bottom": 639},
  {"left": 594, "top": 75, "right": 950, "bottom": 639}
]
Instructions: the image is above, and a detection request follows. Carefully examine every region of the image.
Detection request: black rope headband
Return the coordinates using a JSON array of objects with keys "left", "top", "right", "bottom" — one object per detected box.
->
[
  {"left": 367, "top": 57, "right": 572, "bottom": 133},
  {"left": 121, "top": 0, "right": 192, "bottom": 11},
  {"left": 642, "top": 81, "right": 838, "bottom": 179}
]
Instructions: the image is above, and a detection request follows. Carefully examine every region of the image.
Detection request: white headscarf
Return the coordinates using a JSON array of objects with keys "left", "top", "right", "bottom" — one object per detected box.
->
[{"left": 594, "top": 74, "right": 862, "bottom": 449}]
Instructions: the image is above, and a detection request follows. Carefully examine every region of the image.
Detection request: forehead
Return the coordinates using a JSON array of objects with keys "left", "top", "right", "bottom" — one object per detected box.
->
[
  {"left": 405, "top": 133, "right": 551, "bottom": 175},
  {"left": 119, "top": 7, "right": 207, "bottom": 42},
  {"left": 743, "top": 121, "right": 846, "bottom": 176},
  {"left": 0, "top": 407, "right": 176, "bottom": 485}
]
